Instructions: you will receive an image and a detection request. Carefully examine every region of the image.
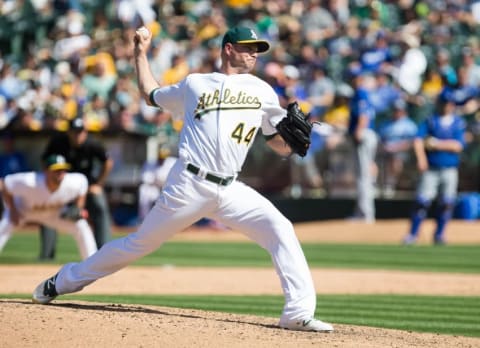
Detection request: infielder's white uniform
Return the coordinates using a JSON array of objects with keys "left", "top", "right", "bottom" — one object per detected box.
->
[
  {"left": 55, "top": 73, "right": 317, "bottom": 323},
  {"left": 0, "top": 172, "right": 97, "bottom": 259}
]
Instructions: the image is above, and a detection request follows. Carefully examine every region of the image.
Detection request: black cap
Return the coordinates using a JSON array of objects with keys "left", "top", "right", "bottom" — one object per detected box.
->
[
  {"left": 69, "top": 117, "right": 85, "bottom": 131},
  {"left": 222, "top": 27, "right": 270, "bottom": 53}
]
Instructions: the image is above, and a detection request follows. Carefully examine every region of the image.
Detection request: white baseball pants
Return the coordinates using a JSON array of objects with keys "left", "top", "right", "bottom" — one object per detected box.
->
[
  {"left": 0, "top": 210, "right": 97, "bottom": 260},
  {"left": 55, "top": 158, "right": 317, "bottom": 322}
]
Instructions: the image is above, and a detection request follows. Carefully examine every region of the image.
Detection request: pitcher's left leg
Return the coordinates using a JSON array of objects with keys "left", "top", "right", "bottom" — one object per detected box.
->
[{"left": 214, "top": 182, "right": 317, "bottom": 321}]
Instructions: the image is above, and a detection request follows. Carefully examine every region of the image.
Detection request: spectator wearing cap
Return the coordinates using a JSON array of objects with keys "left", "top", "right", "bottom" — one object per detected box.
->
[
  {"left": 38, "top": 116, "right": 114, "bottom": 259},
  {"left": 403, "top": 93, "right": 466, "bottom": 245},
  {"left": 377, "top": 99, "right": 418, "bottom": 197}
]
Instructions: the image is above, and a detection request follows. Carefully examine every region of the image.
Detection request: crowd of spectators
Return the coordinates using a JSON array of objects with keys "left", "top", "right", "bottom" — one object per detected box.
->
[{"left": 1, "top": 0, "right": 480, "bottom": 196}]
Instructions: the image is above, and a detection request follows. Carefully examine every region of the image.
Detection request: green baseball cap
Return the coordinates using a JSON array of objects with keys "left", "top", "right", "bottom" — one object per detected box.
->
[
  {"left": 222, "top": 27, "right": 270, "bottom": 53},
  {"left": 44, "top": 154, "right": 71, "bottom": 171}
]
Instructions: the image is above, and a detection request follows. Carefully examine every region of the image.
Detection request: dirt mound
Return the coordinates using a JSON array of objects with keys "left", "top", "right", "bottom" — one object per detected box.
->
[{"left": 2, "top": 300, "right": 479, "bottom": 348}]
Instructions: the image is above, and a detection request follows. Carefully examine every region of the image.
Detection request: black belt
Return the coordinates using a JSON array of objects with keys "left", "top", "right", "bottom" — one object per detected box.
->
[{"left": 186, "top": 163, "right": 234, "bottom": 186}]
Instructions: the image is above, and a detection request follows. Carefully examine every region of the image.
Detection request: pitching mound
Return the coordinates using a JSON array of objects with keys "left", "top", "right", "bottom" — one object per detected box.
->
[{"left": 2, "top": 299, "right": 479, "bottom": 348}]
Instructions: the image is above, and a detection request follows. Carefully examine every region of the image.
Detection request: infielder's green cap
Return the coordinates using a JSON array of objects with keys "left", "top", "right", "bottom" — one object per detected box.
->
[
  {"left": 44, "top": 154, "right": 71, "bottom": 171},
  {"left": 222, "top": 27, "right": 270, "bottom": 53}
]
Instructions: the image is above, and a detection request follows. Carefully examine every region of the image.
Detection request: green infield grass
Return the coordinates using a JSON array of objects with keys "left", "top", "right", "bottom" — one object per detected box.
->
[
  {"left": 0, "top": 232, "right": 479, "bottom": 273},
  {"left": 2, "top": 294, "right": 479, "bottom": 337}
]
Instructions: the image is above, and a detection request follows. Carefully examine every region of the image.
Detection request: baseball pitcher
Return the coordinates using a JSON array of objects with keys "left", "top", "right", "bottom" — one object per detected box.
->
[{"left": 32, "top": 26, "right": 333, "bottom": 333}]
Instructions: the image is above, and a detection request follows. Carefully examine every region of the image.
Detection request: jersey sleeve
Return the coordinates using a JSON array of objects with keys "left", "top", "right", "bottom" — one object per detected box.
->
[
  {"left": 3, "top": 174, "right": 16, "bottom": 193},
  {"left": 260, "top": 83, "right": 286, "bottom": 136},
  {"left": 75, "top": 173, "right": 89, "bottom": 195},
  {"left": 3, "top": 173, "right": 28, "bottom": 196},
  {"left": 149, "top": 79, "right": 186, "bottom": 119}
]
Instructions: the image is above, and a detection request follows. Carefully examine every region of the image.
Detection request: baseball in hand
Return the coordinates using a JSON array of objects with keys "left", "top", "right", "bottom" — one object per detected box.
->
[{"left": 136, "top": 27, "right": 150, "bottom": 39}]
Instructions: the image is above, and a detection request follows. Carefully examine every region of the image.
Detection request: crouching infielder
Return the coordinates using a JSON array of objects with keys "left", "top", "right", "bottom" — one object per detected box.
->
[{"left": 0, "top": 154, "right": 97, "bottom": 259}]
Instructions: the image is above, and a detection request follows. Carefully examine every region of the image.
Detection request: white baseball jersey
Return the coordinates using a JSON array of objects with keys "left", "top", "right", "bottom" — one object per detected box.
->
[
  {"left": 4, "top": 172, "right": 88, "bottom": 214},
  {"left": 151, "top": 72, "right": 286, "bottom": 175}
]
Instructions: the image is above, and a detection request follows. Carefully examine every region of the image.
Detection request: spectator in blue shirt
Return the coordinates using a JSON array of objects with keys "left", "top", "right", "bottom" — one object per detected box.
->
[{"left": 403, "top": 94, "right": 465, "bottom": 245}]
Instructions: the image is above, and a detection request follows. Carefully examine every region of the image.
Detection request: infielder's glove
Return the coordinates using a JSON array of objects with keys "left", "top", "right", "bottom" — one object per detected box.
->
[
  {"left": 275, "top": 101, "right": 313, "bottom": 157},
  {"left": 60, "top": 205, "right": 87, "bottom": 221}
]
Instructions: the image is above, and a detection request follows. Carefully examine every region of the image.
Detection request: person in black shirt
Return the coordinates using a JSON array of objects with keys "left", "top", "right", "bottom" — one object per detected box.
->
[{"left": 39, "top": 117, "right": 114, "bottom": 259}]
